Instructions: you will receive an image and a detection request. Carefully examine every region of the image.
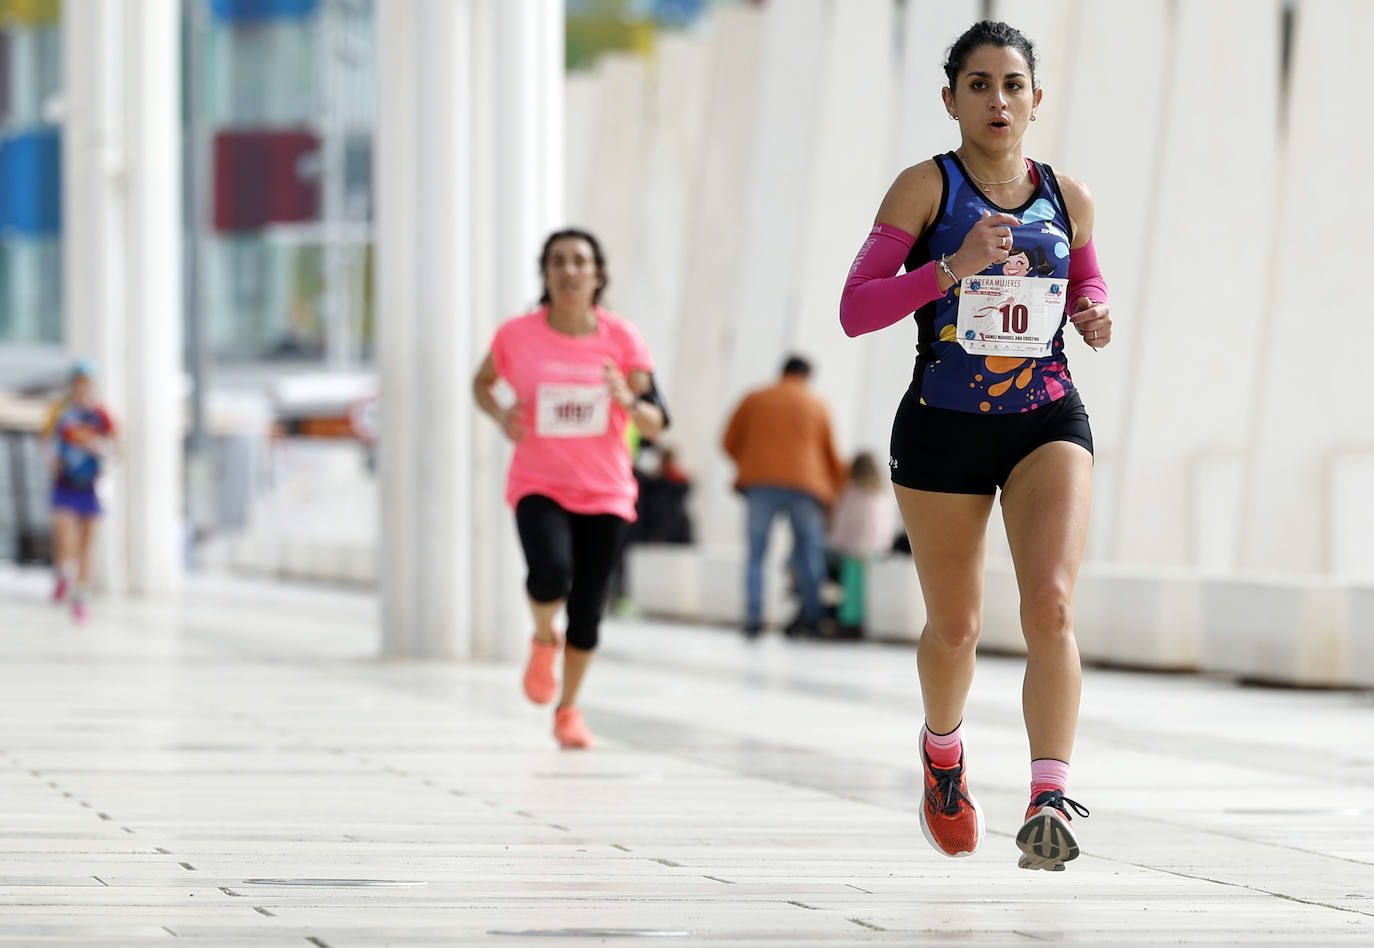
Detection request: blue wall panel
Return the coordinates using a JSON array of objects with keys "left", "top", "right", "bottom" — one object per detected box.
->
[
  {"left": 0, "top": 127, "right": 61, "bottom": 236},
  {"left": 211, "top": 0, "right": 318, "bottom": 22}
]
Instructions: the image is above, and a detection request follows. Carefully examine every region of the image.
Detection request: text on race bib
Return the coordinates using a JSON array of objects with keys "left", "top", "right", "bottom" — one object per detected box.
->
[
  {"left": 535, "top": 383, "right": 611, "bottom": 438},
  {"left": 955, "top": 274, "right": 1065, "bottom": 358}
]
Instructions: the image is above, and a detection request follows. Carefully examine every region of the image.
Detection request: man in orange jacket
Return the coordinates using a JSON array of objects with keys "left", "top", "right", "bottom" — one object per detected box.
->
[{"left": 722, "top": 355, "right": 847, "bottom": 638}]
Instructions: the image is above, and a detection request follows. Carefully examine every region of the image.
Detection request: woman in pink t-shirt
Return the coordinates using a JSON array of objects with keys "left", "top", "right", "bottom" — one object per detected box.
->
[{"left": 472, "top": 229, "right": 666, "bottom": 749}]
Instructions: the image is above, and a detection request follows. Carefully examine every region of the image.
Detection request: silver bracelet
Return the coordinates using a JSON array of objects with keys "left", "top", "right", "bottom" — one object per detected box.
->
[{"left": 938, "top": 254, "right": 960, "bottom": 286}]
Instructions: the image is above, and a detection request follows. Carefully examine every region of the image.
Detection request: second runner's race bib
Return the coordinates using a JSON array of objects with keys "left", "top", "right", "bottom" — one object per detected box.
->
[
  {"left": 535, "top": 382, "right": 611, "bottom": 438},
  {"left": 955, "top": 275, "right": 1066, "bottom": 358}
]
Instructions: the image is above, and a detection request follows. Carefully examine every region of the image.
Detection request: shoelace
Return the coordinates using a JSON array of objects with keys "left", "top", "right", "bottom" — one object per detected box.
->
[
  {"left": 926, "top": 763, "right": 974, "bottom": 816},
  {"left": 1030, "top": 788, "right": 1090, "bottom": 820}
]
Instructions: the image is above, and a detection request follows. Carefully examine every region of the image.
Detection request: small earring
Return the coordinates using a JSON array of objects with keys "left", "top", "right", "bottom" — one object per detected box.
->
[
  {"left": 1030, "top": 113, "right": 1037, "bottom": 122},
  {"left": 949, "top": 113, "right": 958, "bottom": 121}
]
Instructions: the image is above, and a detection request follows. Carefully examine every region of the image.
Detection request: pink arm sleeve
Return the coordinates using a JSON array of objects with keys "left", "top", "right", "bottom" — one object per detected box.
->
[
  {"left": 839, "top": 224, "right": 947, "bottom": 338},
  {"left": 1067, "top": 238, "right": 1108, "bottom": 304}
]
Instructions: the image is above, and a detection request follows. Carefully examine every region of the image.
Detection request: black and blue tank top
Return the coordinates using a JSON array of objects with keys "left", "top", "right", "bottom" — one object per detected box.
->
[{"left": 903, "top": 151, "right": 1076, "bottom": 414}]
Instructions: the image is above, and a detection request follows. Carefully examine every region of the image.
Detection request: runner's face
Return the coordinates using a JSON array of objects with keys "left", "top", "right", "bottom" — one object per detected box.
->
[
  {"left": 948, "top": 45, "right": 1039, "bottom": 148},
  {"left": 71, "top": 377, "right": 94, "bottom": 406},
  {"left": 544, "top": 238, "right": 601, "bottom": 308}
]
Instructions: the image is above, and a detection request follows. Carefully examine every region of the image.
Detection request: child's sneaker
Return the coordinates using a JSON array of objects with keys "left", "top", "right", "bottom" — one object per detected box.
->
[
  {"left": 522, "top": 635, "right": 559, "bottom": 705},
  {"left": 553, "top": 706, "right": 594, "bottom": 749},
  {"left": 918, "top": 727, "right": 984, "bottom": 857},
  {"left": 1016, "top": 789, "right": 1089, "bottom": 871}
]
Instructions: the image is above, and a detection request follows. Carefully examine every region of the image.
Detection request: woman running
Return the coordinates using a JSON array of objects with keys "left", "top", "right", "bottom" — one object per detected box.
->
[
  {"left": 42, "top": 359, "right": 118, "bottom": 623},
  {"left": 472, "top": 229, "right": 666, "bottom": 749},
  {"left": 838, "top": 20, "right": 1112, "bottom": 871}
]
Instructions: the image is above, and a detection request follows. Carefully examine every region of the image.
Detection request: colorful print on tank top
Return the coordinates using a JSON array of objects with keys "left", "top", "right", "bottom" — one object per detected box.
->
[{"left": 903, "top": 152, "right": 1076, "bottom": 414}]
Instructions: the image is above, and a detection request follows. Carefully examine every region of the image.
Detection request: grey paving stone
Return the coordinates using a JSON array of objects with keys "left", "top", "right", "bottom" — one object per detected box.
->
[{"left": 0, "top": 567, "right": 1368, "bottom": 944}]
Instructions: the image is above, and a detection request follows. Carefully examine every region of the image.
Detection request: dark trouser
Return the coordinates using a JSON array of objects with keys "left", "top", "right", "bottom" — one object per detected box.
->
[
  {"left": 744, "top": 486, "right": 827, "bottom": 627},
  {"left": 514, "top": 494, "right": 630, "bottom": 651}
]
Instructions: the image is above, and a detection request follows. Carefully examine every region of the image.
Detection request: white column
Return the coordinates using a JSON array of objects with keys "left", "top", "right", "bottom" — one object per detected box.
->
[
  {"left": 377, "top": 0, "right": 561, "bottom": 659},
  {"left": 376, "top": 0, "right": 421, "bottom": 655},
  {"left": 62, "top": 0, "right": 182, "bottom": 596}
]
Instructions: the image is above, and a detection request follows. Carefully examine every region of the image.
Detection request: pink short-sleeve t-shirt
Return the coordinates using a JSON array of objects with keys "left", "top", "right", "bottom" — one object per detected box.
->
[{"left": 489, "top": 306, "right": 654, "bottom": 521}]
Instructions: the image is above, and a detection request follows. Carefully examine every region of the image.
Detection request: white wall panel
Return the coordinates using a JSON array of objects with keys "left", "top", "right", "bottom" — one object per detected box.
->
[
  {"left": 1240, "top": 0, "right": 1374, "bottom": 574},
  {"left": 577, "top": 53, "right": 650, "bottom": 314},
  {"left": 665, "top": 6, "right": 766, "bottom": 547},
  {"left": 1328, "top": 452, "right": 1374, "bottom": 578},
  {"left": 623, "top": 31, "right": 711, "bottom": 400},
  {"left": 786, "top": 0, "right": 896, "bottom": 475},
  {"left": 563, "top": 73, "right": 600, "bottom": 229},
  {"left": 1112, "top": 0, "right": 1280, "bottom": 567},
  {"left": 703, "top": 0, "right": 827, "bottom": 546},
  {"left": 1051, "top": 0, "right": 1170, "bottom": 564},
  {"left": 989, "top": 0, "right": 1078, "bottom": 168}
]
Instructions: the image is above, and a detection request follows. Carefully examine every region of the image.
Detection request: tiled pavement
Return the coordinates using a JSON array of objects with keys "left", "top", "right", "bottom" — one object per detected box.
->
[{"left": 0, "top": 567, "right": 1370, "bottom": 945}]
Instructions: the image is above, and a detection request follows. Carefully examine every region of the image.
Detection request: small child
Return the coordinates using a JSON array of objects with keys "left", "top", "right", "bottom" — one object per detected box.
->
[
  {"left": 827, "top": 452, "right": 895, "bottom": 636},
  {"left": 42, "top": 359, "right": 118, "bottom": 622}
]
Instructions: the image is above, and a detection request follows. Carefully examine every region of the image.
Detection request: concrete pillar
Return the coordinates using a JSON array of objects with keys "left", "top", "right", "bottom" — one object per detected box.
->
[
  {"left": 62, "top": 0, "right": 183, "bottom": 596},
  {"left": 376, "top": 0, "right": 561, "bottom": 659}
]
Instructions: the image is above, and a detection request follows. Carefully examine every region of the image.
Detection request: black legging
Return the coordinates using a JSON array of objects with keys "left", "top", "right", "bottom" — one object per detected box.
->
[{"left": 514, "top": 494, "right": 630, "bottom": 651}]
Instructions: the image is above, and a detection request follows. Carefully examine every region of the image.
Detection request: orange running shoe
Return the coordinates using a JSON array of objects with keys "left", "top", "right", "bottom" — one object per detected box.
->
[
  {"left": 918, "top": 726, "right": 984, "bottom": 857},
  {"left": 553, "top": 706, "right": 594, "bottom": 749},
  {"left": 1016, "top": 789, "right": 1089, "bottom": 871},
  {"left": 522, "top": 636, "right": 560, "bottom": 705}
]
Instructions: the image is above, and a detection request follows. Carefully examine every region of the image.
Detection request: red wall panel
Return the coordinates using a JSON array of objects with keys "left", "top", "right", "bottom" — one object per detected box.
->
[{"left": 213, "top": 130, "right": 321, "bottom": 232}]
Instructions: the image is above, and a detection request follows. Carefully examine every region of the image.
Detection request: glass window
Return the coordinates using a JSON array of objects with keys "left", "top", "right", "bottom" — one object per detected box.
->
[
  {"left": 0, "top": 11, "right": 61, "bottom": 346},
  {"left": 189, "top": 0, "right": 375, "bottom": 367}
]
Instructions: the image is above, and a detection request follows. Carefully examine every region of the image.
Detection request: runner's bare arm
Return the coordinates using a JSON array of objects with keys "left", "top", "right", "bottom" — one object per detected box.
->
[
  {"left": 473, "top": 352, "right": 527, "bottom": 442},
  {"left": 873, "top": 160, "right": 943, "bottom": 238},
  {"left": 1056, "top": 174, "right": 1095, "bottom": 250},
  {"left": 472, "top": 353, "right": 504, "bottom": 421}
]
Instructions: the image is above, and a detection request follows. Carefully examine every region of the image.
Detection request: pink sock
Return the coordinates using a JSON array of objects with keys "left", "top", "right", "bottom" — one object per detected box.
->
[
  {"left": 923, "top": 723, "right": 963, "bottom": 768},
  {"left": 1030, "top": 758, "right": 1070, "bottom": 799}
]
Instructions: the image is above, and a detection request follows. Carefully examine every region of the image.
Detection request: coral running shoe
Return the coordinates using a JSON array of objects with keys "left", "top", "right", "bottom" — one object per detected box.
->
[
  {"left": 1016, "top": 789, "right": 1089, "bottom": 871},
  {"left": 52, "top": 576, "right": 68, "bottom": 604},
  {"left": 918, "top": 727, "right": 984, "bottom": 857},
  {"left": 553, "top": 706, "right": 594, "bottom": 749},
  {"left": 522, "top": 635, "right": 559, "bottom": 705}
]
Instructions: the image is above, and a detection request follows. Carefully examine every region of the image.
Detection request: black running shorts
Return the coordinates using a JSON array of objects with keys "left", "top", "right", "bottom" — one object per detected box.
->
[{"left": 889, "top": 388, "right": 1093, "bottom": 495}]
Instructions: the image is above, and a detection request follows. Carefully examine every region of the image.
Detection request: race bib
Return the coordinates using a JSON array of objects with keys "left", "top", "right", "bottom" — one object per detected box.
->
[
  {"left": 955, "top": 274, "right": 1066, "bottom": 357},
  {"left": 535, "top": 383, "right": 610, "bottom": 438}
]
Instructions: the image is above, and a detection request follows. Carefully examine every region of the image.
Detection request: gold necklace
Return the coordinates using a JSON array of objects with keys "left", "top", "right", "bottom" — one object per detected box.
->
[{"left": 958, "top": 151, "right": 1027, "bottom": 192}]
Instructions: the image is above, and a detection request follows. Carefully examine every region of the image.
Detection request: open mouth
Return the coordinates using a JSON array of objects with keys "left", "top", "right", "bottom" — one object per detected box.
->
[{"left": 990, "top": 120, "right": 1009, "bottom": 129}]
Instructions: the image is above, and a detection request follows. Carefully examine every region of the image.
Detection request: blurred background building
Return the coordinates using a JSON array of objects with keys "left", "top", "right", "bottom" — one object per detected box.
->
[{"left": 0, "top": 0, "right": 1369, "bottom": 686}]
